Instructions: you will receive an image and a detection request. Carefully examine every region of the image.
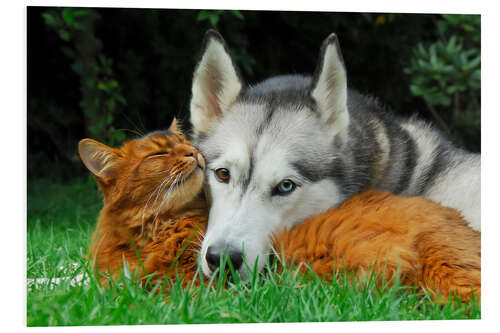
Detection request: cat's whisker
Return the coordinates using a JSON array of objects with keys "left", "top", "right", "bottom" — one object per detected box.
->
[
  {"left": 159, "top": 173, "right": 180, "bottom": 212},
  {"left": 184, "top": 248, "right": 201, "bottom": 256},
  {"left": 152, "top": 169, "right": 179, "bottom": 210},
  {"left": 152, "top": 172, "right": 176, "bottom": 211},
  {"left": 153, "top": 173, "right": 181, "bottom": 237},
  {"left": 176, "top": 172, "right": 184, "bottom": 198},
  {"left": 144, "top": 180, "right": 164, "bottom": 213},
  {"left": 141, "top": 171, "right": 177, "bottom": 235},
  {"left": 189, "top": 237, "right": 203, "bottom": 247},
  {"left": 181, "top": 173, "right": 187, "bottom": 197},
  {"left": 142, "top": 174, "right": 171, "bottom": 221},
  {"left": 186, "top": 233, "right": 205, "bottom": 251},
  {"left": 140, "top": 182, "right": 164, "bottom": 235},
  {"left": 114, "top": 127, "right": 145, "bottom": 138},
  {"left": 144, "top": 172, "right": 175, "bottom": 213},
  {"left": 195, "top": 231, "right": 205, "bottom": 243},
  {"left": 189, "top": 242, "right": 201, "bottom": 250},
  {"left": 156, "top": 169, "right": 174, "bottom": 175}
]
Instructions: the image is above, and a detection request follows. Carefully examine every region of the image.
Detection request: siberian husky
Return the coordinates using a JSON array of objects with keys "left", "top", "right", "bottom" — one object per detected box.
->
[{"left": 188, "top": 30, "right": 481, "bottom": 279}]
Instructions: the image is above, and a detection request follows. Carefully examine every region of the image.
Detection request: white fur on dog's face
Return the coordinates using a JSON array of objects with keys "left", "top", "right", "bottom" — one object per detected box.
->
[{"left": 198, "top": 104, "right": 344, "bottom": 279}]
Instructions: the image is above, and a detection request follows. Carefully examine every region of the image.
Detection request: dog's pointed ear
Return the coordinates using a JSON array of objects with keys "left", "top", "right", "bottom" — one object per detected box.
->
[
  {"left": 310, "top": 33, "right": 349, "bottom": 137},
  {"left": 190, "top": 30, "right": 244, "bottom": 138},
  {"left": 78, "top": 139, "right": 121, "bottom": 184}
]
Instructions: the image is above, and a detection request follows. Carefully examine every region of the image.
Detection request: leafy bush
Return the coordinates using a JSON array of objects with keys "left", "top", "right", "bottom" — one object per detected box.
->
[
  {"left": 42, "top": 8, "right": 127, "bottom": 145},
  {"left": 404, "top": 14, "right": 480, "bottom": 151}
]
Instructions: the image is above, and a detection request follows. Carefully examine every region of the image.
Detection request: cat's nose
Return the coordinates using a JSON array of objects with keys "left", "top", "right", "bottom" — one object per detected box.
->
[{"left": 178, "top": 144, "right": 198, "bottom": 158}]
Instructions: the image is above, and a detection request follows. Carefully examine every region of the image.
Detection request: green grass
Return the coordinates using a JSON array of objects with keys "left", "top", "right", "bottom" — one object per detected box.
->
[{"left": 27, "top": 179, "right": 481, "bottom": 326}]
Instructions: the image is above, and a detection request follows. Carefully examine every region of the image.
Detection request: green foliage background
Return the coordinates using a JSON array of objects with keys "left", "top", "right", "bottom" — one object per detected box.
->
[{"left": 27, "top": 8, "right": 480, "bottom": 183}]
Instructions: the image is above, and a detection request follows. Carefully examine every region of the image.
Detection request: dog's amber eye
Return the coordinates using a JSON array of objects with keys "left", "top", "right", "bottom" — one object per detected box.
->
[{"left": 215, "top": 168, "right": 230, "bottom": 183}]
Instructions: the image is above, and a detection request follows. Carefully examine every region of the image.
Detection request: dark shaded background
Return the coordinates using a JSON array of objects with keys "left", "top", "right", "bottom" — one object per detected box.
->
[{"left": 27, "top": 7, "right": 480, "bottom": 183}]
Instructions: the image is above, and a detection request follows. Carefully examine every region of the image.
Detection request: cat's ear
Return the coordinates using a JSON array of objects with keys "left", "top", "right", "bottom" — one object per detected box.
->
[
  {"left": 190, "top": 30, "right": 243, "bottom": 138},
  {"left": 78, "top": 139, "right": 121, "bottom": 184},
  {"left": 168, "top": 117, "right": 178, "bottom": 133},
  {"left": 310, "top": 33, "right": 349, "bottom": 138}
]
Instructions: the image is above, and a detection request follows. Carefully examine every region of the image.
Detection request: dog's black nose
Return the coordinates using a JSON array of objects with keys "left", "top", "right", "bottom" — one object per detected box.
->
[
  {"left": 206, "top": 246, "right": 220, "bottom": 272},
  {"left": 228, "top": 250, "right": 243, "bottom": 270},
  {"left": 206, "top": 246, "right": 243, "bottom": 272}
]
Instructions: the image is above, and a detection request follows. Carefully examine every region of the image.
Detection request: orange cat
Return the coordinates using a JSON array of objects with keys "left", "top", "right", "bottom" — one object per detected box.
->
[
  {"left": 79, "top": 120, "right": 208, "bottom": 287},
  {"left": 79, "top": 121, "right": 480, "bottom": 301}
]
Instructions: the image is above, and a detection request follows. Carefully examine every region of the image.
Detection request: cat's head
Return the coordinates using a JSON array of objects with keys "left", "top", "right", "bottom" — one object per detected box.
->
[{"left": 78, "top": 119, "right": 206, "bottom": 216}]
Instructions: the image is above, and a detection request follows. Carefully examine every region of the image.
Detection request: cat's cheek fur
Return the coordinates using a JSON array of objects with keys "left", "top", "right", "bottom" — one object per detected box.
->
[{"left": 160, "top": 170, "right": 205, "bottom": 212}]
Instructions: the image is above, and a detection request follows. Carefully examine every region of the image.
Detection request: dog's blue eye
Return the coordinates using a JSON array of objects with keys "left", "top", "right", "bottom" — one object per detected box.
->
[{"left": 273, "top": 179, "right": 296, "bottom": 196}]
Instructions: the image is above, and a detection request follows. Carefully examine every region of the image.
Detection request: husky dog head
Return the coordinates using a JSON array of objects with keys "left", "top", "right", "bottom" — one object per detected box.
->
[{"left": 190, "top": 30, "right": 350, "bottom": 279}]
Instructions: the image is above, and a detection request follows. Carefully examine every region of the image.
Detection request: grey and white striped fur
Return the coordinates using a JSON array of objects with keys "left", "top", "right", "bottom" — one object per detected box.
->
[{"left": 189, "top": 30, "right": 481, "bottom": 280}]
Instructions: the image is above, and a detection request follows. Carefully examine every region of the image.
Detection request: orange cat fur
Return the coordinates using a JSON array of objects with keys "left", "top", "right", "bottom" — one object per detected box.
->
[
  {"left": 79, "top": 119, "right": 208, "bottom": 287},
  {"left": 80, "top": 123, "right": 480, "bottom": 301},
  {"left": 274, "top": 190, "right": 481, "bottom": 302}
]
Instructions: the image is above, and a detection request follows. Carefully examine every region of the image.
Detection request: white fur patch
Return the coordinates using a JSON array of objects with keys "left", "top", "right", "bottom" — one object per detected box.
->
[{"left": 424, "top": 155, "right": 481, "bottom": 231}]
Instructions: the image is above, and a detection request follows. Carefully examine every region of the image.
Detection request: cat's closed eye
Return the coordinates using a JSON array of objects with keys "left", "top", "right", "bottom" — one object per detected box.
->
[{"left": 149, "top": 151, "right": 169, "bottom": 157}]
